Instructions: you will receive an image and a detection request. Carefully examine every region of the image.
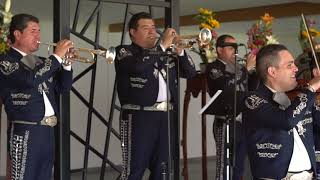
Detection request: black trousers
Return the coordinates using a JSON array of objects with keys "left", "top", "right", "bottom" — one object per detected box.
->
[
  {"left": 213, "top": 118, "right": 247, "bottom": 180},
  {"left": 121, "top": 110, "right": 174, "bottom": 180},
  {"left": 7, "top": 123, "right": 55, "bottom": 180}
]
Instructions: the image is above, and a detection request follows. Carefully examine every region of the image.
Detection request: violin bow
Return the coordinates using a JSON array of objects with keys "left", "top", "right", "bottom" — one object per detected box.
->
[{"left": 301, "top": 13, "right": 320, "bottom": 70}]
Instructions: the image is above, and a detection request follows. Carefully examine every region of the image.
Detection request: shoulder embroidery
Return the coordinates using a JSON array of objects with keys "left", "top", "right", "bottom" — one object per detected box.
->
[
  {"left": 117, "top": 48, "right": 132, "bottom": 61},
  {"left": 0, "top": 61, "right": 19, "bottom": 75},
  {"left": 293, "top": 93, "right": 307, "bottom": 118},
  {"left": 209, "top": 68, "right": 223, "bottom": 80},
  {"left": 245, "top": 94, "right": 268, "bottom": 110},
  {"left": 36, "top": 59, "right": 52, "bottom": 77}
]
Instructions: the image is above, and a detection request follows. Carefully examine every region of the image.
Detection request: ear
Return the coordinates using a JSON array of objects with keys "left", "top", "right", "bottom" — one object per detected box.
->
[
  {"left": 217, "top": 47, "right": 222, "bottom": 55},
  {"left": 129, "top": 28, "right": 135, "bottom": 37},
  {"left": 267, "top": 66, "right": 277, "bottom": 78},
  {"left": 13, "top": 30, "right": 21, "bottom": 41}
]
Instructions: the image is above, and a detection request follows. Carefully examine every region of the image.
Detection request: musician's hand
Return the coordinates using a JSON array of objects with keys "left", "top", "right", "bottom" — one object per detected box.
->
[
  {"left": 54, "top": 39, "right": 74, "bottom": 58},
  {"left": 313, "top": 68, "right": 320, "bottom": 77},
  {"left": 308, "top": 69, "right": 320, "bottom": 91},
  {"left": 246, "top": 53, "right": 256, "bottom": 72},
  {"left": 161, "top": 28, "right": 176, "bottom": 50}
]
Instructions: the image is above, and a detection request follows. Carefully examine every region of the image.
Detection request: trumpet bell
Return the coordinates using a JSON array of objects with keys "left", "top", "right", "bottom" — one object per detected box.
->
[
  {"left": 96, "top": 47, "right": 116, "bottom": 64},
  {"left": 199, "top": 28, "right": 212, "bottom": 45},
  {"left": 173, "top": 28, "right": 213, "bottom": 49}
]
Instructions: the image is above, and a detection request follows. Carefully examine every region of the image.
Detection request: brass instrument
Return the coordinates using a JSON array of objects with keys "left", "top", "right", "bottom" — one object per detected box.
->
[
  {"left": 37, "top": 41, "right": 116, "bottom": 64},
  {"left": 173, "top": 28, "right": 212, "bottom": 49}
]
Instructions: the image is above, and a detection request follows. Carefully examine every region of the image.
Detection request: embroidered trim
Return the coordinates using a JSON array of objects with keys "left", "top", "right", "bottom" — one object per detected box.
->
[
  {"left": 256, "top": 143, "right": 282, "bottom": 150},
  {"left": 38, "top": 82, "right": 49, "bottom": 94},
  {"left": 10, "top": 130, "right": 30, "bottom": 180},
  {"left": 120, "top": 113, "right": 132, "bottom": 180},
  {"left": 12, "top": 101, "right": 28, "bottom": 106},
  {"left": 257, "top": 152, "right": 278, "bottom": 158},
  {"left": 35, "top": 59, "right": 52, "bottom": 77},
  {"left": 293, "top": 93, "right": 307, "bottom": 118},
  {"left": 48, "top": 76, "right": 53, "bottom": 83},
  {"left": 209, "top": 68, "right": 223, "bottom": 80},
  {"left": 11, "top": 93, "right": 31, "bottom": 99},
  {"left": 19, "top": 131, "right": 29, "bottom": 180},
  {"left": 0, "top": 61, "right": 19, "bottom": 75},
  {"left": 296, "top": 121, "right": 306, "bottom": 137},
  {"left": 117, "top": 48, "right": 133, "bottom": 61},
  {"left": 130, "top": 83, "right": 144, "bottom": 88},
  {"left": 245, "top": 95, "right": 268, "bottom": 109},
  {"left": 129, "top": 77, "right": 147, "bottom": 83}
]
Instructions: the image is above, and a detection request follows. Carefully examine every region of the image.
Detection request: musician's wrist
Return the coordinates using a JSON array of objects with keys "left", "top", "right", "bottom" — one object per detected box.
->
[{"left": 306, "top": 83, "right": 316, "bottom": 93}]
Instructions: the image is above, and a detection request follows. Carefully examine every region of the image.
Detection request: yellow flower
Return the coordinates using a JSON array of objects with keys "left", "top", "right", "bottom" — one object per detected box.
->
[
  {"left": 261, "top": 13, "right": 274, "bottom": 25},
  {"left": 200, "top": 23, "right": 212, "bottom": 30},
  {"left": 195, "top": 8, "right": 219, "bottom": 30},
  {"left": 302, "top": 28, "right": 320, "bottom": 39},
  {"left": 209, "top": 18, "right": 220, "bottom": 28},
  {"left": 199, "top": 8, "right": 212, "bottom": 16}
]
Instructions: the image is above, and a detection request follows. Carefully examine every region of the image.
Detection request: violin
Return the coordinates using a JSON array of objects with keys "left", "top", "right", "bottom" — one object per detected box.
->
[{"left": 286, "top": 14, "right": 320, "bottom": 100}]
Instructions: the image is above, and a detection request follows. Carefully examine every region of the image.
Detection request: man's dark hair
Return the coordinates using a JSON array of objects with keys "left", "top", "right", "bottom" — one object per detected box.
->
[
  {"left": 215, "top": 34, "right": 235, "bottom": 48},
  {"left": 256, "top": 44, "right": 288, "bottom": 83},
  {"left": 9, "top": 14, "right": 39, "bottom": 44},
  {"left": 128, "top": 12, "right": 153, "bottom": 37}
]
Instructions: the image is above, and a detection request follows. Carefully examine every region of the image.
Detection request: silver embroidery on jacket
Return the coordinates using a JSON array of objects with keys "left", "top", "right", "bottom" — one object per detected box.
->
[
  {"left": 117, "top": 48, "right": 133, "bottom": 61},
  {"left": 35, "top": 59, "right": 52, "bottom": 77},
  {"left": 48, "top": 76, "right": 53, "bottom": 83},
  {"left": 256, "top": 143, "right": 282, "bottom": 150},
  {"left": 296, "top": 121, "right": 306, "bottom": 137},
  {"left": 11, "top": 93, "right": 31, "bottom": 99},
  {"left": 38, "top": 82, "right": 49, "bottom": 94},
  {"left": 293, "top": 93, "right": 307, "bottom": 117},
  {"left": 209, "top": 68, "right": 223, "bottom": 80},
  {"left": 257, "top": 152, "right": 278, "bottom": 158},
  {"left": 245, "top": 95, "right": 268, "bottom": 109},
  {"left": 0, "top": 61, "right": 19, "bottom": 75}
]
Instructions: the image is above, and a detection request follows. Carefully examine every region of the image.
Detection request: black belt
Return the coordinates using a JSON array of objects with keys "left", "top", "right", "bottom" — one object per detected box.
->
[{"left": 11, "top": 115, "right": 58, "bottom": 127}]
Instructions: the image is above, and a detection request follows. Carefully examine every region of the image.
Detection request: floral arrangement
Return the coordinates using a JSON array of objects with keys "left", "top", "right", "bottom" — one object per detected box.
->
[
  {"left": 0, "top": 0, "right": 12, "bottom": 54},
  {"left": 298, "top": 18, "right": 320, "bottom": 52},
  {"left": 247, "top": 13, "right": 278, "bottom": 55},
  {"left": 192, "top": 8, "right": 220, "bottom": 64}
]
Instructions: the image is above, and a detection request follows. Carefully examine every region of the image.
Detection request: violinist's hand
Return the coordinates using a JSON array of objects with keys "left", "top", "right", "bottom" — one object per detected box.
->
[
  {"left": 308, "top": 68, "right": 320, "bottom": 92},
  {"left": 246, "top": 53, "right": 256, "bottom": 72},
  {"left": 313, "top": 68, "right": 320, "bottom": 77}
]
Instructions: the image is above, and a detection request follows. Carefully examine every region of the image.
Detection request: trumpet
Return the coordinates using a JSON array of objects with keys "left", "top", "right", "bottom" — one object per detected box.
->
[
  {"left": 37, "top": 41, "right": 116, "bottom": 64},
  {"left": 173, "top": 28, "right": 212, "bottom": 49}
]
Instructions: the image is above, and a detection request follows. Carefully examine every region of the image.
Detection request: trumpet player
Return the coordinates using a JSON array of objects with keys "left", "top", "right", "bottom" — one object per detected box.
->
[
  {"left": 0, "top": 13, "right": 74, "bottom": 180},
  {"left": 115, "top": 12, "right": 196, "bottom": 180}
]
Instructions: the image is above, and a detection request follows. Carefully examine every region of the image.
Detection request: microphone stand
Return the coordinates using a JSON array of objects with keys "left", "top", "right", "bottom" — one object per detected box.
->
[
  {"left": 161, "top": 49, "right": 175, "bottom": 180},
  {"left": 226, "top": 46, "right": 240, "bottom": 180}
]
